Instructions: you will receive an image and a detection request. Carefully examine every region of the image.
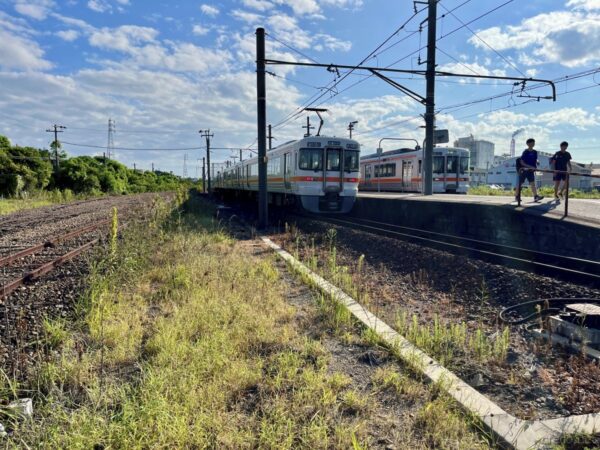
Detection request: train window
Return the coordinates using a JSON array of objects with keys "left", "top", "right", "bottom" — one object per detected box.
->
[
  {"left": 375, "top": 163, "right": 396, "bottom": 177},
  {"left": 447, "top": 156, "right": 458, "bottom": 173},
  {"left": 268, "top": 156, "right": 281, "bottom": 176},
  {"left": 344, "top": 150, "right": 359, "bottom": 172},
  {"left": 250, "top": 164, "right": 258, "bottom": 176},
  {"left": 460, "top": 157, "right": 469, "bottom": 174},
  {"left": 299, "top": 148, "right": 323, "bottom": 171},
  {"left": 433, "top": 156, "right": 444, "bottom": 174},
  {"left": 326, "top": 149, "right": 341, "bottom": 171}
]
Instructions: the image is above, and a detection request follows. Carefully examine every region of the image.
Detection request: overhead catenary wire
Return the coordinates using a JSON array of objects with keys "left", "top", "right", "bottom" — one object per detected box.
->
[
  {"left": 270, "top": 8, "right": 426, "bottom": 131},
  {"left": 61, "top": 141, "right": 205, "bottom": 151},
  {"left": 272, "top": 0, "right": 518, "bottom": 134},
  {"left": 438, "top": 1, "right": 527, "bottom": 78}
]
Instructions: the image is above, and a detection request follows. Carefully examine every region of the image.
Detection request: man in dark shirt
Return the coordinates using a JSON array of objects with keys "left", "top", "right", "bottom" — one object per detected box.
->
[
  {"left": 516, "top": 138, "right": 544, "bottom": 202},
  {"left": 550, "top": 141, "right": 572, "bottom": 199}
]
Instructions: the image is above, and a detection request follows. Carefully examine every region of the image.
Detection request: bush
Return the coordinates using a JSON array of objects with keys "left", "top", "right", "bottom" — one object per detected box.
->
[{"left": 0, "top": 134, "right": 193, "bottom": 197}]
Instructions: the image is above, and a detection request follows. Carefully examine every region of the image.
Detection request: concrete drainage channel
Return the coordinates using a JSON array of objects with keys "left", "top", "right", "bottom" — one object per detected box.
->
[{"left": 261, "top": 237, "right": 600, "bottom": 450}]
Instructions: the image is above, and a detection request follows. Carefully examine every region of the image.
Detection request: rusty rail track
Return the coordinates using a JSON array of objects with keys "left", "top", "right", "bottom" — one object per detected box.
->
[
  {"left": 0, "top": 220, "right": 111, "bottom": 299},
  {"left": 1, "top": 239, "right": 99, "bottom": 299},
  {"left": 0, "top": 219, "right": 109, "bottom": 268}
]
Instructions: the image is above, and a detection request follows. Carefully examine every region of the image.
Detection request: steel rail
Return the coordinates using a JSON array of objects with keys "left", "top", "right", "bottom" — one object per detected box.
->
[
  {"left": 0, "top": 239, "right": 99, "bottom": 299},
  {"left": 0, "top": 219, "right": 110, "bottom": 268},
  {"left": 301, "top": 214, "right": 600, "bottom": 286}
]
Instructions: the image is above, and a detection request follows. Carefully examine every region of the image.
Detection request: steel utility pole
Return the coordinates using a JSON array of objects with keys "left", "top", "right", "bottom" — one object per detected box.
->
[
  {"left": 202, "top": 157, "right": 206, "bottom": 193},
  {"left": 46, "top": 124, "right": 66, "bottom": 171},
  {"left": 423, "top": 0, "right": 437, "bottom": 195},
  {"left": 256, "top": 27, "right": 268, "bottom": 229},
  {"left": 239, "top": 149, "right": 243, "bottom": 162},
  {"left": 200, "top": 129, "right": 214, "bottom": 193}
]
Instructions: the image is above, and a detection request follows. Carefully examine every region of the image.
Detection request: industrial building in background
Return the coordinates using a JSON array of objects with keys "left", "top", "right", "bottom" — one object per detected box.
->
[{"left": 454, "top": 135, "right": 495, "bottom": 171}]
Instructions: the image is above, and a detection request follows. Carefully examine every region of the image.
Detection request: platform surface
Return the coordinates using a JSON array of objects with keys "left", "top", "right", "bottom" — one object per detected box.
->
[{"left": 357, "top": 192, "right": 600, "bottom": 228}]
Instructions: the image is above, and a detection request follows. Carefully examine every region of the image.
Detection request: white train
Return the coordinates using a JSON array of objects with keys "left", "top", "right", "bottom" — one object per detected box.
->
[
  {"left": 214, "top": 136, "right": 361, "bottom": 213},
  {"left": 359, "top": 146, "right": 470, "bottom": 193}
]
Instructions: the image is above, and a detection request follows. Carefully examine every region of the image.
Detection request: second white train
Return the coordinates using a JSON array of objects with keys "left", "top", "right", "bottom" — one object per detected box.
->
[{"left": 359, "top": 146, "right": 470, "bottom": 193}]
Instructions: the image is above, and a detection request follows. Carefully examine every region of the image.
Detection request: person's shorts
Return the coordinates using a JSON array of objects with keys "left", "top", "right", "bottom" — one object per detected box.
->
[
  {"left": 519, "top": 170, "right": 534, "bottom": 184},
  {"left": 553, "top": 172, "right": 567, "bottom": 181}
]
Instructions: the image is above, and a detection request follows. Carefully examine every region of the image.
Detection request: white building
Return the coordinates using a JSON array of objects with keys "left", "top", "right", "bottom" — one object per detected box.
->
[{"left": 455, "top": 136, "right": 495, "bottom": 171}]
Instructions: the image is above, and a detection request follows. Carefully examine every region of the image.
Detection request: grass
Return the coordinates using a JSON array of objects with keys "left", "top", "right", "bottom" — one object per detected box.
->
[
  {"left": 4, "top": 194, "right": 374, "bottom": 449},
  {"left": 469, "top": 185, "right": 600, "bottom": 199},
  {"left": 0, "top": 189, "right": 96, "bottom": 216},
  {"left": 286, "top": 227, "right": 511, "bottom": 370}
]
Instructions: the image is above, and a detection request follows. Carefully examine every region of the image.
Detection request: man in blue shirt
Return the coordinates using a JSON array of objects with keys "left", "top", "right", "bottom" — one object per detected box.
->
[{"left": 516, "top": 138, "right": 544, "bottom": 202}]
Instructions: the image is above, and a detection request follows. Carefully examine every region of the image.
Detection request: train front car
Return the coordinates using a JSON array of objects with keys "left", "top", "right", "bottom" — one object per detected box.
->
[{"left": 295, "top": 137, "right": 360, "bottom": 213}]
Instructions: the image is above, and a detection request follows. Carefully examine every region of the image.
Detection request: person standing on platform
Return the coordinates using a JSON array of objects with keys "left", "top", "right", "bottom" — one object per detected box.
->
[
  {"left": 516, "top": 138, "right": 544, "bottom": 202},
  {"left": 550, "top": 141, "right": 572, "bottom": 199}
]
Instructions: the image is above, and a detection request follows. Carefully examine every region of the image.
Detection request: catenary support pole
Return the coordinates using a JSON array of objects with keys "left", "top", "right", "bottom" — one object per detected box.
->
[
  {"left": 423, "top": 0, "right": 437, "bottom": 196},
  {"left": 256, "top": 27, "right": 268, "bottom": 229}
]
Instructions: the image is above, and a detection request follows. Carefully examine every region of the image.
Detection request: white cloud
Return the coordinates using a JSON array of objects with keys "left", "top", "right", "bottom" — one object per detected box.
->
[
  {"left": 314, "top": 33, "right": 351, "bottom": 52},
  {"left": 87, "top": 0, "right": 129, "bottom": 13},
  {"left": 56, "top": 29, "right": 79, "bottom": 41},
  {"left": 272, "top": 0, "right": 320, "bottom": 16},
  {"left": 567, "top": 0, "right": 600, "bottom": 10},
  {"left": 90, "top": 25, "right": 158, "bottom": 52},
  {"left": 267, "top": 14, "right": 311, "bottom": 49},
  {"left": 241, "top": 0, "right": 274, "bottom": 11},
  {"left": 200, "top": 4, "right": 220, "bottom": 16},
  {"left": 469, "top": 11, "right": 600, "bottom": 67},
  {"left": 535, "top": 108, "right": 599, "bottom": 130},
  {"left": 438, "top": 61, "right": 507, "bottom": 79},
  {"left": 231, "top": 9, "right": 264, "bottom": 24},
  {"left": 88, "top": 0, "right": 110, "bottom": 13},
  {"left": 192, "top": 24, "right": 210, "bottom": 36},
  {"left": 14, "top": 0, "right": 54, "bottom": 20},
  {"left": 0, "top": 29, "right": 53, "bottom": 71}
]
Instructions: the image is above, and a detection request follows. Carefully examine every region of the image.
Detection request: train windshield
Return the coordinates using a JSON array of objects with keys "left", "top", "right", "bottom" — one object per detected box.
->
[
  {"left": 326, "top": 148, "right": 341, "bottom": 171},
  {"left": 447, "top": 155, "right": 458, "bottom": 173},
  {"left": 433, "top": 156, "right": 445, "bottom": 174},
  {"left": 344, "top": 150, "right": 360, "bottom": 172},
  {"left": 298, "top": 148, "right": 323, "bottom": 171},
  {"left": 460, "top": 157, "right": 469, "bottom": 174}
]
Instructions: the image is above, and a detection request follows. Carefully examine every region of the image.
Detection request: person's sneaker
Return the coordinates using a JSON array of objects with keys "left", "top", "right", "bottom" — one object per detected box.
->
[{"left": 534, "top": 195, "right": 544, "bottom": 202}]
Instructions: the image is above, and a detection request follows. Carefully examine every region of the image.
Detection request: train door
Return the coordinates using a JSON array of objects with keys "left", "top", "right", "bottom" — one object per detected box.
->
[
  {"left": 284, "top": 153, "right": 292, "bottom": 190},
  {"left": 446, "top": 155, "right": 459, "bottom": 193},
  {"left": 325, "top": 147, "right": 343, "bottom": 192},
  {"left": 402, "top": 160, "right": 412, "bottom": 191},
  {"left": 363, "top": 164, "right": 372, "bottom": 187}
]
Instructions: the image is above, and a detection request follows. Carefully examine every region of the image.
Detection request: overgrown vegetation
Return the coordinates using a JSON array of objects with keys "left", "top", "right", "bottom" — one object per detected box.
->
[
  {"left": 285, "top": 225, "right": 511, "bottom": 370},
  {"left": 3, "top": 195, "right": 376, "bottom": 448},
  {"left": 0, "top": 134, "right": 189, "bottom": 200}
]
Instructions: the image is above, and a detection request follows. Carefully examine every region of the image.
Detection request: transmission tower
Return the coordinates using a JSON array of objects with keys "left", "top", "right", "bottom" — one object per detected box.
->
[
  {"left": 183, "top": 153, "right": 188, "bottom": 178},
  {"left": 107, "top": 118, "right": 115, "bottom": 159}
]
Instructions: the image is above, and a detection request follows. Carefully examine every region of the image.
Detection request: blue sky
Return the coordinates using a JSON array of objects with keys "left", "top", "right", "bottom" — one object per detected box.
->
[{"left": 0, "top": 0, "right": 599, "bottom": 175}]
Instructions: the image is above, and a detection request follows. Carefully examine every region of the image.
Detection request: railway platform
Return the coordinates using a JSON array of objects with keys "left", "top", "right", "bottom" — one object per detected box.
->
[
  {"left": 352, "top": 192, "right": 600, "bottom": 262},
  {"left": 358, "top": 192, "right": 600, "bottom": 227}
]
